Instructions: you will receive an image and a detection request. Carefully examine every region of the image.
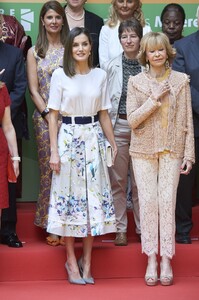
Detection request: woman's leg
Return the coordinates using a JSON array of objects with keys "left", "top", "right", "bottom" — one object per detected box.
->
[
  {"left": 158, "top": 153, "right": 181, "bottom": 258},
  {"left": 132, "top": 157, "right": 159, "bottom": 285},
  {"left": 65, "top": 237, "right": 82, "bottom": 281},
  {"left": 158, "top": 153, "right": 181, "bottom": 285},
  {"left": 132, "top": 157, "right": 159, "bottom": 256},
  {"left": 81, "top": 235, "right": 94, "bottom": 278},
  {"left": 109, "top": 119, "right": 131, "bottom": 245}
]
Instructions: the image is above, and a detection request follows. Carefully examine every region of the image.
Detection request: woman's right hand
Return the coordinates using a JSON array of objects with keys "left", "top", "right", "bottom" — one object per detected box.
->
[
  {"left": 13, "top": 161, "right": 20, "bottom": 178},
  {"left": 50, "top": 151, "right": 61, "bottom": 174},
  {"left": 151, "top": 80, "right": 170, "bottom": 101}
]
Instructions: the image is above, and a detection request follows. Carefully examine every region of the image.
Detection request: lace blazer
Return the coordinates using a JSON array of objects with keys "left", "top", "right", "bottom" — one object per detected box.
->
[{"left": 127, "top": 70, "right": 195, "bottom": 163}]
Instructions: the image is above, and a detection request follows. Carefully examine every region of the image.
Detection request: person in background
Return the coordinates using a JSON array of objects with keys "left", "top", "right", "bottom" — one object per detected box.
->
[
  {"left": 0, "top": 15, "right": 27, "bottom": 248},
  {"left": 105, "top": 19, "right": 142, "bottom": 246},
  {"left": 127, "top": 32, "right": 194, "bottom": 286},
  {"left": 27, "top": 0, "right": 69, "bottom": 246},
  {"left": 99, "top": 0, "right": 150, "bottom": 222},
  {"left": 47, "top": 27, "right": 117, "bottom": 285},
  {"left": 0, "top": 82, "right": 19, "bottom": 224},
  {"left": 0, "top": 14, "right": 32, "bottom": 59},
  {"left": 64, "top": 0, "right": 103, "bottom": 67},
  {"left": 161, "top": 3, "right": 185, "bottom": 45},
  {"left": 99, "top": 0, "right": 151, "bottom": 68},
  {"left": 172, "top": 6, "right": 199, "bottom": 244}
]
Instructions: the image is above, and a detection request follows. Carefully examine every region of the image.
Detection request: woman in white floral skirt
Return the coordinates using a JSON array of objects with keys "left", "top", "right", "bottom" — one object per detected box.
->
[{"left": 47, "top": 27, "right": 117, "bottom": 285}]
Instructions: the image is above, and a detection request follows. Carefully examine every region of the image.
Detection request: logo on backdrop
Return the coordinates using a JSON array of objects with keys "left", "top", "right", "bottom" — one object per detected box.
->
[
  {"left": 20, "top": 9, "right": 34, "bottom": 31},
  {"left": 0, "top": 8, "right": 34, "bottom": 32}
]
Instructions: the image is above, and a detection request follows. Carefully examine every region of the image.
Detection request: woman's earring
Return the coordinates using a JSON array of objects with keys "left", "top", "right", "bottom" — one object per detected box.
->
[
  {"left": 145, "top": 62, "right": 150, "bottom": 72},
  {"left": 165, "top": 59, "right": 170, "bottom": 69}
]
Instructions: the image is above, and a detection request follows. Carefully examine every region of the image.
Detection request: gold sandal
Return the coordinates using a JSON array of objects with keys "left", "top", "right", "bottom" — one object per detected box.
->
[
  {"left": 59, "top": 236, "right": 66, "bottom": 246},
  {"left": 145, "top": 262, "right": 158, "bottom": 286},
  {"left": 160, "top": 261, "right": 173, "bottom": 286},
  {"left": 46, "top": 235, "right": 60, "bottom": 246}
]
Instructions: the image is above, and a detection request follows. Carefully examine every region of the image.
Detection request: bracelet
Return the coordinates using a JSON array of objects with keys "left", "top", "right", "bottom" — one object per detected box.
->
[
  {"left": 41, "top": 108, "right": 49, "bottom": 118},
  {"left": 50, "top": 149, "right": 59, "bottom": 153},
  {"left": 11, "top": 156, "right": 21, "bottom": 162}
]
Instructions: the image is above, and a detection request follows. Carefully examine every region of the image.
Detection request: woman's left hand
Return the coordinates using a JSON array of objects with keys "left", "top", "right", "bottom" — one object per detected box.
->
[
  {"left": 180, "top": 159, "right": 192, "bottom": 175},
  {"left": 112, "top": 144, "right": 117, "bottom": 165}
]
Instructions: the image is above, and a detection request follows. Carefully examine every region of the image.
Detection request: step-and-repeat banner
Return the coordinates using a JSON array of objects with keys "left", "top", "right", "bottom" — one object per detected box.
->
[
  {"left": 0, "top": 0, "right": 198, "bottom": 201},
  {"left": 0, "top": 1, "right": 198, "bottom": 44}
]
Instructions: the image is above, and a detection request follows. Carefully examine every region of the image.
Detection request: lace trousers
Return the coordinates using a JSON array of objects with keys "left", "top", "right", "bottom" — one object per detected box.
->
[{"left": 132, "top": 153, "right": 182, "bottom": 258}]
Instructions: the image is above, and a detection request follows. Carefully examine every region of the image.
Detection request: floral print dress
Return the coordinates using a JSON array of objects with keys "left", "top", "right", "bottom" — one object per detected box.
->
[{"left": 32, "top": 46, "right": 64, "bottom": 228}]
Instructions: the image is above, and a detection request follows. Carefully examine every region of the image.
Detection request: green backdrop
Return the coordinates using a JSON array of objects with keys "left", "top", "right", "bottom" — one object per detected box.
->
[{"left": 0, "top": 2, "right": 198, "bottom": 201}]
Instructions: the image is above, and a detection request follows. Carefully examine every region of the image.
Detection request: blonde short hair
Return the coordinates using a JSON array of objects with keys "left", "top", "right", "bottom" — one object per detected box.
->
[{"left": 137, "top": 32, "right": 176, "bottom": 66}]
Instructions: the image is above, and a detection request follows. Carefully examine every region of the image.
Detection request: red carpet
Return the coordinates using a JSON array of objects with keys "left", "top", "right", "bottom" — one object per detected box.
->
[
  {"left": 0, "top": 203, "right": 199, "bottom": 300},
  {"left": 1, "top": 278, "right": 199, "bottom": 300}
]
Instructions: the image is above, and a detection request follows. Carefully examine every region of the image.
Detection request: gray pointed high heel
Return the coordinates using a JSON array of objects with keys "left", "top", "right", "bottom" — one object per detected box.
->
[
  {"left": 78, "top": 258, "right": 95, "bottom": 285},
  {"left": 65, "top": 262, "right": 86, "bottom": 285}
]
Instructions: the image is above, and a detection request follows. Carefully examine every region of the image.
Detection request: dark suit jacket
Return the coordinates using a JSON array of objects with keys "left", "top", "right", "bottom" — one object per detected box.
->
[
  {"left": 0, "top": 41, "right": 27, "bottom": 138},
  {"left": 84, "top": 10, "right": 104, "bottom": 67},
  {"left": 173, "top": 31, "right": 199, "bottom": 137}
]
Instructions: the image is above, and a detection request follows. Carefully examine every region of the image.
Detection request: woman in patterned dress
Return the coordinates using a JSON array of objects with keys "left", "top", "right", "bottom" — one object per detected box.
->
[
  {"left": 47, "top": 27, "right": 117, "bottom": 285},
  {"left": 27, "top": 1, "right": 69, "bottom": 246},
  {"left": 0, "top": 82, "right": 19, "bottom": 217}
]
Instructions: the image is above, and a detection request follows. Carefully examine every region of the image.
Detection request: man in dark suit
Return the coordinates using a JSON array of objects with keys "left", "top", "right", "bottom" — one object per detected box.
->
[
  {"left": 84, "top": 10, "right": 103, "bottom": 67},
  {"left": 0, "top": 16, "right": 27, "bottom": 247},
  {"left": 172, "top": 6, "right": 199, "bottom": 244}
]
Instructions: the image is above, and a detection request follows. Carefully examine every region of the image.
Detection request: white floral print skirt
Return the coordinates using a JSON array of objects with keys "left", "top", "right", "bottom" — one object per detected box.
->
[{"left": 47, "top": 121, "right": 116, "bottom": 237}]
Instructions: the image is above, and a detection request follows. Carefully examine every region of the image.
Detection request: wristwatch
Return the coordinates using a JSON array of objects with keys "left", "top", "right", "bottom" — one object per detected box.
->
[{"left": 41, "top": 108, "right": 49, "bottom": 118}]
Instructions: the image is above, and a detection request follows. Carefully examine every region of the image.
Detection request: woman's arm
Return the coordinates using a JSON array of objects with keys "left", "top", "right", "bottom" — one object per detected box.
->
[
  {"left": 127, "top": 78, "right": 160, "bottom": 129},
  {"left": 99, "top": 109, "right": 117, "bottom": 162},
  {"left": 2, "top": 106, "right": 19, "bottom": 178},
  {"left": 27, "top": 48, "right": 49, "bottom": 122},
  {"left": 127, "top": 77, "right": 170, "bottom": 129},
  {"left": 180, "top": 80, "right": 195, "bottom": 175},
  {"left": 48, "top": 109, "right": 60, "bottom": 174}
]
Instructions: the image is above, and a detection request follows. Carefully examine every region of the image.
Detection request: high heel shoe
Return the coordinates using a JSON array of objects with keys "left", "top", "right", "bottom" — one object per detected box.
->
[
  {"left": 65, "top": 262, "right": 86, "bottom": 285},
  {"left": 78, "top": 258, "right": 95, "bottom": 285},
  {"left": 145, "top": 262, "right": 158, "bottom": 286},
  {"left": 160, "top": 261, "right": 173, "bottom": 286}
]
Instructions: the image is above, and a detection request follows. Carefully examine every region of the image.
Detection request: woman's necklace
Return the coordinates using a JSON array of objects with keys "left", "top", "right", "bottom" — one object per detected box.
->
[{"left": 65, "top": 9, "right": 85, "bottom": 21}]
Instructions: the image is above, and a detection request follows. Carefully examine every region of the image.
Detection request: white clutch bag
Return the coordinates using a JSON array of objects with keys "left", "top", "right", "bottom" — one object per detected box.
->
[{"left": 106, "top": 141, "right": 113, "bottom": 167}]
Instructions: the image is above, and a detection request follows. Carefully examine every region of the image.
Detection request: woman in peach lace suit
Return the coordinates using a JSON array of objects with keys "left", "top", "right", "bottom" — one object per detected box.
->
[{"left": 127, "top": 32, "right": 194, "bottom": 286}]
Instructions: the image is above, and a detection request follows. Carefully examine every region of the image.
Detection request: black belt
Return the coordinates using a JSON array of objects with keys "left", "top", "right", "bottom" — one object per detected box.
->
[
  {"left": 118, "top": 114, "right": 127, "bottom": 120},
  {"left": 62, "top": 114, "right": 99, "bottom": 125}
]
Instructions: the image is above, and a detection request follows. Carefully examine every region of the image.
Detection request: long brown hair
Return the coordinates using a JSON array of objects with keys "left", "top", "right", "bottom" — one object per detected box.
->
[
  {"left": 35, "top": 0, "right": 69, "bottom": 58},
  {"left": 63, "top": 27, "right": 93, "bottom": 78}
]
